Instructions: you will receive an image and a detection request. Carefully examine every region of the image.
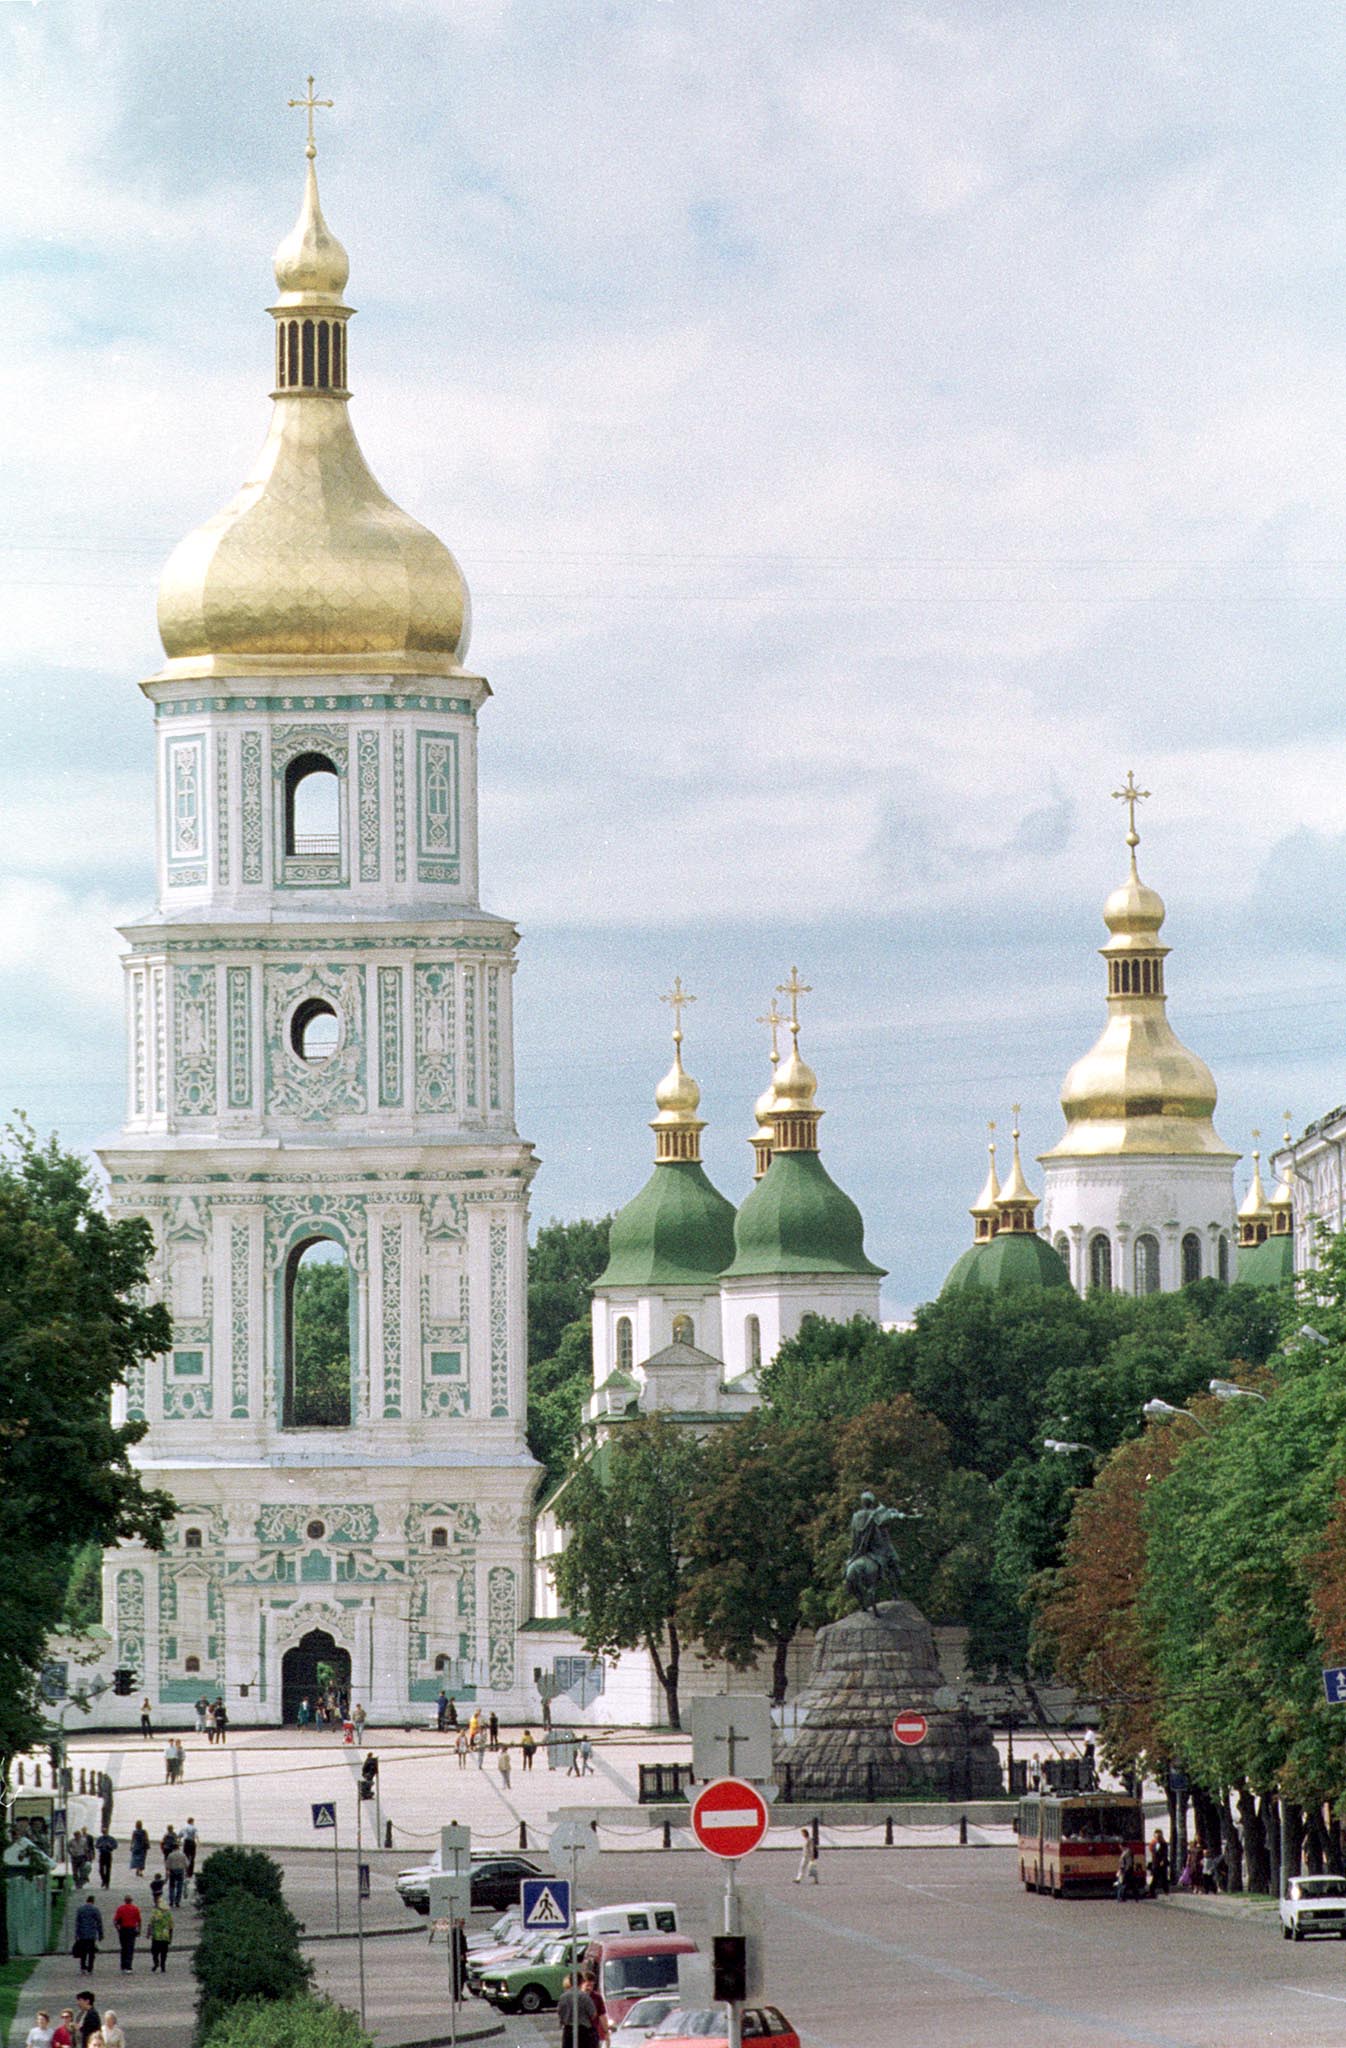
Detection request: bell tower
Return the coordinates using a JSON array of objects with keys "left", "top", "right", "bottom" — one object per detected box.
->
[{"left": 98, "top": 97, "right": 537, "bottom": 1724}]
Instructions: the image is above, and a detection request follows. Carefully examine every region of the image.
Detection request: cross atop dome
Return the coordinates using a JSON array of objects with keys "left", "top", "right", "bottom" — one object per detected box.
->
[
  {"left": 1112, "top": 769, "right": 1151, "bottom": 852},
  {"left": 777, "top": 966, "right": 812, "bottom": 1045},
  {"left": 288, "top": 75, "right": 334, "bottom": 161}
]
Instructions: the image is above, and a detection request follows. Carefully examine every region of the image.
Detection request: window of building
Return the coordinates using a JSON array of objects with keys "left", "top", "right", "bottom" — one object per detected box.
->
[
  {"left": 431, "top": 1527, "right": 448, "bottom": 1550},
  {"left": 184, "top": 1527, "right": 202, "bottom": 1551},
  {"left": 1218, "top": 1232, "right": 1230, "bottom": 1284},
  {"left": 1133, "top": 1233, "right": 1160, "bottom": 1296},
  {"left": 434, "top": 1654, "right": 449, "bottom": 1672},
  {"left": 746, "top": 1314, "right": 762, "bottom": 1372},
  {"left": 1089, "top": 1233, "right": 1112, "bottom": 1292},
  {"left": 616, "top": 1316, "right": 633, "bottom": 1373},
  {"left": 285, "top": 1237, "right": 354, "bottom": 1429},
  {"left": 1054, "top": 1233, "right": 1070, "bottom": 1265},
  {"left": 185, "top": 1656, "right": 200, "bottom": 1673},
  {"left": 671, "top": 1313, "right": 695, "bottom": 1345},
  {"left": 284, "top": 752, "right": 341, "bottom": 856},
  {"left": 290, "top": 997, "right": 340, "bottom": 1064},
  {"left": 1181, "top": 1232, "right": 1202, "bottom": 1286}
]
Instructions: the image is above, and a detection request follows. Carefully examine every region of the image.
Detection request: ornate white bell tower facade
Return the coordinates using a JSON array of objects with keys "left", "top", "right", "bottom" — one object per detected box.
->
[{"left": 98, "top": 106, "right": 537, "bottom": 1724}]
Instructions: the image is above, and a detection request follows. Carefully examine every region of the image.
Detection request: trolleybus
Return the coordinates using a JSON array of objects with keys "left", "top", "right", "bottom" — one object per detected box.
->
[{"left": 1016, "top": 1789, "right": 1145, "bottom": 1896}]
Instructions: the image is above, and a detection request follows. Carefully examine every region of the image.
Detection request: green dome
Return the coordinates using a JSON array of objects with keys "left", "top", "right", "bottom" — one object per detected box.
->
[
  {"left": 596, "top": 1160, "right": 737, "bottom": 1288},
  {"left": 1235, "top": 1235, "right": 1295, "bottom": 1288},
  {"left": 941, "top": 1232, "right": 1071, "bottom": 1296},
  {"left": 724, "top": 1150, "right": 884, "bottom": 1279}
]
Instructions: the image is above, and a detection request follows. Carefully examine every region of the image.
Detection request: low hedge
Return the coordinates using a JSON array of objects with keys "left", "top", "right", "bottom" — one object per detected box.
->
[
  {"left": 194, "top": 1848, "right": 286, "bottom": 1913},
  {"left": 203, "top": 1993, "right": 373, "bottom": 2048}
]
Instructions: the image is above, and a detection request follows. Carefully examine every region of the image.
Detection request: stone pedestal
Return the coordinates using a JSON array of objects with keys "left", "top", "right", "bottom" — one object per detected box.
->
[{"left": 776, "top": 1599, "right": 1003, "bottom": 1800}]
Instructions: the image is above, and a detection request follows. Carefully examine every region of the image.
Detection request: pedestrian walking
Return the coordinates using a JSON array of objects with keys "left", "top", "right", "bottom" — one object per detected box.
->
[
  {"left": 166, "top": 1843, "right": 188, "bottom": 1909},
  {"left": 148, "top": 1873, "right": 165, "bottom": 1909},
  {"left": 213, "top": 1699, "right": 228, "bottom": 1743},
  {"left": 70, "top": 1829, "right": 93, "bottom": 1889},
  {"left": 795, "top": 1826, "right": 819, "bottom": 1884},
  {"left": 556, "top": 1974, "right": 598, "bottom": 2048},
  {"left": 173, "top": 1738, "right": 186, "bottom": 1782},
  {"left": 149, "top": 1901, "right": 174, "bottom": 1973},
  {"left": 181, "top": 1819, "right": 199, "bottom": 1877},
  {"left": 139, "top": 1700, "right": 152, "bottom": 1741},
  {"left": 1147, "top": 1829, "right": 1169, "bottom": 1896},
  {"left": 162, "top": 1740, "right": 176, "bottom": 1785},
  {"left": 436, "top": 1689, "right": 449, "bottom": 1731},
  {"left": 94, "top": 1834, "right": 117, "bottom": 1889},
  {"left": 128, "top": 1824, "right": 148, "bottom": 1877},
  {"left": 520, "top": 1728, "right": 537, "bottom": 1772},
  {"left": 159, "top": 1826, "right": 178, "bottom": 1863},
  {"left": 578, "top": 1736, "right": 594, "bottom": 1775},
  {"left": 473, "top": 1726, "right": 487, "bottom": 1769},
  {"left": 111, "top": 1897, "right": 141, "bottom": 1972},
  {"left": 455, "top": 1729, "right": 468, "bottom": 1768},
  {"left": 498, "top": 1745, "right": 512, "bottom": 1790},
  {"left": 1115, "top": 1847, "right": 1141, "bottom": 1901},
  {"left": 25, "top": 2010, "right": 54, "bottom": 2048},
  {"left": 580, "top": 1967, "right": 611, "bottom": 2046},
  {"left": 194, "top": 1696, "right": 209, "bottom": 1735},
  {"left": 74, "top": 1994, "right": 100, "bottom": 2047},
  {"left": 99, "top": 2014, "right": 125, "bottom": 2048},
  {"left": 567, "top": 1739, "right": 580, "bottom": 1778},
  {"left": 296, "top": 1696, "right": 311, "bottom": 1729},
  {"left": 445, "top": 1696, "right": 458, "bottom": 1729},
  {"left": 51, "top": 2013, "right": 75, "bottom": 2048},
  {"left": 488, "top": 1711, "right": 499, "bottom": 1752},
  {"left": 353, "top": 1703, "right": 367, "bottom": 1744}
]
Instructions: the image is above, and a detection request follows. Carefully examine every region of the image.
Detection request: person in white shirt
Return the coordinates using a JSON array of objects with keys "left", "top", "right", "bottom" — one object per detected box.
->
[{"left": 25, "top": 2009, "right": 54, "bottom": 2047}]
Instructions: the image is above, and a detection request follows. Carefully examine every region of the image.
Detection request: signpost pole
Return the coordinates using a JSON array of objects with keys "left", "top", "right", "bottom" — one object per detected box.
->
[
  {"left": 333, "top": 1807, "right": 341, "bottom": 1938},
  {"left": 570, "top": 1837, "right": 580, "bottom": 2048},
  {"left": 354, "top": 1782, "right": 367, "bottom": 2029},
  {"left": 724, "top": 1859, "right": 742, "bottom": 2048}
]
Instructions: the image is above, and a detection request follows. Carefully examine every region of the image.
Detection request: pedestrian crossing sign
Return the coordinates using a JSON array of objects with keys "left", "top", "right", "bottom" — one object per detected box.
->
[
  {"left": 311, "top": 1802, "right": 337, "bottom": 1830},
  {"left": 522, "top": 1878, "right": 571, "bottom": 1930}
]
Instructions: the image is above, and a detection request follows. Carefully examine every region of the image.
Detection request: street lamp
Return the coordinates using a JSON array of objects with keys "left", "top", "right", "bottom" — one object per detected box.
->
[
  {"left": 1299, "top": 1325, "right": 1330, "bottom": 1348},
  {"left": 1209, "top": 1379, "right": 1268, "bottom": 1404},
  {"left": 1142, "top": 1398, "right": 1211, "bottom": 1436},
  {"left": 1042, "top": 1437, "right": 1098, "bottom": 1456}
]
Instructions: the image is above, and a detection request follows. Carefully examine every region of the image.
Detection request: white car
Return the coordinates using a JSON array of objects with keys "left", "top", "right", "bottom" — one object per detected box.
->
[
  {"left": 613, "top": 1995, "right": 684, "bottom": 2045},
  {"left": 1280, "top": 1874, "right": 1346, "bottom": 1939}
]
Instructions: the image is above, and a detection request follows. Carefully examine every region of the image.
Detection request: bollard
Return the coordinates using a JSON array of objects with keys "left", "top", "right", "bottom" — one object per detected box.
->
[
  {"left": 885, "top": 1816, "right": 894, "bottom": 1847},
  {"left": 662, "top": 1820, "right": 671, "bottom": 1850},
  {"left": 383, "top": 1821, "right": 392, "bottom": 1849},
  {"left": 519, "top": 1821, "right": 528, "bottom": 1851},
  {"left": 959, "top": 1815, "right": 968, "bottom": 1846},
  {"left": 811, "top": 1815, "right": 820, "bottom": 1856}
]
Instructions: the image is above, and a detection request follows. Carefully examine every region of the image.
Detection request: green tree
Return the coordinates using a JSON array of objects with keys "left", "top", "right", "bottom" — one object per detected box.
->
[
  {"left": 204, "top": 1995, "right": 372, "bottom": 2048},
  {"left": 758, "top": 1314, "right": 904, "bottom": 1426},
  {"left": 0, "top": 1125, "right": 174, "bottom": 1962},
  {"left": 528, "top": 1217, "right": 611, "bottom": 1363},
  {"left": 194, "top": 1888, "right": 311, "bottom": 2044},
  {"left": 291, "top": 1260, "right": 351, "bottom": 1427},
  {"left": 552, "top": 1415, "right": 705, "bottom": 1728},
  {"left": 527, "top": 1316, "right": 593, "bottom": 1489},
  {"left": 679, "top": 1414, "right": 835, "bottom": 1702}
]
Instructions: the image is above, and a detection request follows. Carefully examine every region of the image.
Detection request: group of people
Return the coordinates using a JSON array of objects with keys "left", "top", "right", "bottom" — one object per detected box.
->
[
  {"left": 445, "top": 1711, "right": 541, "bottom": 1780},
  {"left": 556, "top": 1965, "right": 611, "bottom": 2048},
  {"left": 25, "top": 1994, "right": 124, "bottom": 2048},
  {"left": 1116, "top": 1829, "right": 1177, "bottom": 1900},
  {"left": 160, "top": 1740, "right": 186, "bottom": 1784},
  {"left": 294, "top": 1687, "right": 350, "bottom": 1728},
  {"left": 192, "top": 1697, "right": 230, "bottom": 1743}
]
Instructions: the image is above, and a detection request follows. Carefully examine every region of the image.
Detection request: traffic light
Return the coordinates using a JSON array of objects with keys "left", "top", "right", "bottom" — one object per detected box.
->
[
  {"left": 359, "top": 1754, "right": 379, "bottom": 1800},
  {"left": 712, "top": 1935, "right": 747, "bottom": 2004},
  {"left": 112, "top": 1668, "right": 136, "bottom": 1697}
]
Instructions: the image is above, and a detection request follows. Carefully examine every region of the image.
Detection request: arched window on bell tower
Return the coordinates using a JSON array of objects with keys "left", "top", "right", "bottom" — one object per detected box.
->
[
  {"left": 284, "top": 753, "right": 341, "bottom": 857},
  {"left": 284, "top": 1236, "right": 354, "bottom": 1428}
]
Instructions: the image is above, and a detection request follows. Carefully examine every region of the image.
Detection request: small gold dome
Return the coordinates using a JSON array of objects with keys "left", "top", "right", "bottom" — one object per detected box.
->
[
  {"left": 1238, "top": 1152, "right": 1271, "bottom": 1222},
  {"left": 772, "top": 1045, "right": 818, "bottom": 1114},
  {"left": 971, "top": 1143, "right": 1000, "bottom": 1219},
  {"left": 997, "top": 1127, "right": 1036, "bottom": 1209},
  {"left": 653, "top": 1045, "right": 701, "bottom": 1125},
  {"left": 273, "top": 160, "right": 350, "bottom": 303},
  {"left": 754, "top": 1076, "right": 777, "bottom": 1130},
  {"left": 1102, "top": 860, "right": 1167, "bottom": 949}
]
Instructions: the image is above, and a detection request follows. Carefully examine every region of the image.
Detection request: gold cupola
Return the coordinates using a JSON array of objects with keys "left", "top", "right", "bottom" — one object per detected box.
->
[
  {"left": 970, "top": 1126, "right": 1000, "bottom": 1244},
  {"left": 1269, "top": 1113, "right": 1295, "bottom": 1237},
  {"left": 750, "top": 999, "right": 783, "bottom": 1181},
  {"left": 769, "top": 967, "right": 822, "bottom": 1153},
  {"left": 650, "top": 977, "right": 705, "bottom": 1163},
  {"left": 1041, "top": 775, "right": 1235, "bottom": 1163},
  {"left": 996, "top": 1110, "right": 1040, "bottom": 1234},
  {"left": 1237, "top": 1138, "right": 1273, "bottom": 1247},
  {"left": 153, "top": 85, "right": 471, "bottom": 682}
]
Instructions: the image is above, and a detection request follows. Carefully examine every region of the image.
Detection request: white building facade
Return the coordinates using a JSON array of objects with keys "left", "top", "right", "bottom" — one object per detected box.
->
[{"left": 96, "top": 140, "right": 538, "bottom": 1724}]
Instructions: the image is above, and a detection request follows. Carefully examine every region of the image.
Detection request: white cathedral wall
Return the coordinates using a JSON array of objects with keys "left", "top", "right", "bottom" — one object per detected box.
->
[
  {"left": 1038, "top": 1154, "right": 1237, "bottom": 1295},
  {"left": 719, "top": 1272, "right": 883, "bottom": 1379},
  {"left": 591, "top": 1286, "right": 724, "bottom": 1382}
]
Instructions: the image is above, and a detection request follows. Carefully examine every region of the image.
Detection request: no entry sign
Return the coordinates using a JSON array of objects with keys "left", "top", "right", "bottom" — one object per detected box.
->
[
  {"left": 690, "top": 1776, "right": 769, "bottom": 1860},
  {"left": 893, "top": 1711, "right": 928, "bottom": 1747}
]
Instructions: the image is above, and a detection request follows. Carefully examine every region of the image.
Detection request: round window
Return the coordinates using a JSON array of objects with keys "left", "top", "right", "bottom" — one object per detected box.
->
[
  {"left": 306, "top": 1519, "right": 326, "bottom": 1541},
  {"left": 291, "top": 999, "right": 340, "bottom": 1064}
]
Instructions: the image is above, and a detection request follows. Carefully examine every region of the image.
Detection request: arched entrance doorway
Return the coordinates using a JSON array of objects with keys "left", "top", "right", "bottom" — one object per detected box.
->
[{"left": 281, "top": 1628, "right": 352, "bottom": 1725}]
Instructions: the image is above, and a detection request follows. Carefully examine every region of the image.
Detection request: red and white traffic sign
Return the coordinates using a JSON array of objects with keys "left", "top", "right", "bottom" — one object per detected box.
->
[
  {"left": 893, "top": 1711, "right": 928, "bottom": 1747},
  {"left": 690, "top": 1776, "right": 769, "bottom": 1860}
]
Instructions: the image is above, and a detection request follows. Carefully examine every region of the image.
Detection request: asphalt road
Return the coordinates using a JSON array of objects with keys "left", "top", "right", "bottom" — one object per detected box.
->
[{"left": 20, "top": 1843, "right": 1346, "bottom": 2048}]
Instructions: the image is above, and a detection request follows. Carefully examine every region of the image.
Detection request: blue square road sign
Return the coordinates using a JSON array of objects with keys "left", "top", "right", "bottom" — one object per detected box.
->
[
  {"left": 1323, "top": 1667, "right": 1346, "bottom": 1705},
  {"left": 311, "top": 1801, "right": 337, "bottom": 1830},
  {"left": 522, "top": 1878, "right": 571, "bottom": 1931}
]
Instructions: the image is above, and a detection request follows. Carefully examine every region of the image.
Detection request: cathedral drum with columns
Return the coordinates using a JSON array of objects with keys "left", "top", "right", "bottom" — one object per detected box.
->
[
  {"left": 1037, "top": 779, "right": 1237, "bottom": 1296},
  {"left": 97, "top": 109, "right": 538, "bottom": 1723}
]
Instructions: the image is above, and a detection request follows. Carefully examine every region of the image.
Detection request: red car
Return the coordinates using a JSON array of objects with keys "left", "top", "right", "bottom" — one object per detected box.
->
[{"left": 650, "top": 2008, "right": 800, "bottom": 2047}]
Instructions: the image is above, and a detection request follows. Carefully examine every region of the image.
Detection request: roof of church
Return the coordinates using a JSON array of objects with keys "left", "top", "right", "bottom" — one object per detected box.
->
[
  {"left": 1234, "top": 1234, "right": 1295, "bottom": 1289},
  {"left": 724, "top": 1149, "right": 884, "bottom": 1279},
  {"left": 941, "top": 1230, "right": 1072, "bottom": 1296},
  {"left": 641, "top": 1340, "right": 723, "bottom": 1370},
  {"left": 595, "top": 1158, "right": 737, "bottom": 1288}
]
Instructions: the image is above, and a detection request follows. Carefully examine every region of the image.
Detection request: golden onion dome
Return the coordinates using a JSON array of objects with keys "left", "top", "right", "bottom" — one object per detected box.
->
[
  {"left": 1042, "top": 800, "right": 1234, "bottom": 1162},
  {"left": 754, "top": 1077, "right": 778, "bottom": 1130},
  {"left": 772, "top": 1044, "right": 818, "bottom": 1115},
  {"left": 652, "top": 1044, "right": 702, "bottom": 1126},
  {"left": 997, "top": 1124, "right": 1036, "bottom": 1209},
  {"left": 153, "top": 149, "right": 471, "bottom": 680},
  {"left": 970, "top": 1141, "right": 1000, "bottom": 1220},
  {"left": 1238, "top": 1152, "right": 1271, "bottom": 1222}
]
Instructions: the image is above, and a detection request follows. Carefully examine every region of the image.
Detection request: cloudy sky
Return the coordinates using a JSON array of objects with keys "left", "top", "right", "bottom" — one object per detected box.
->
[{"left": 5, "top": 0, "right": 1346, "bottom": 1312}]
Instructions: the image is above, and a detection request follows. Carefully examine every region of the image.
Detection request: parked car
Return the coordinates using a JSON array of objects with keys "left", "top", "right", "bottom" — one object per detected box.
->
[
  {"left": 651, "top": 2009, "right": 801, "bottom": 2047},
  {"left": 466, "top": 1931, "right": 553, "bottom": 1996},
  {"left": 467, "top": 1907, "right": 522, "bottom": 1952},
  {"left": 395, "top": 1853, "right": 545, "bottom": 1915},
  {"left": 1280, "top": 1874, "right": 1346, "bottom": 1939},
  {"left": 476, "top": 1935, "right": 588, "bottom": 2014},
  {"left": 612, "top": 1994, "right": 685, "bottom": 2044}
]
